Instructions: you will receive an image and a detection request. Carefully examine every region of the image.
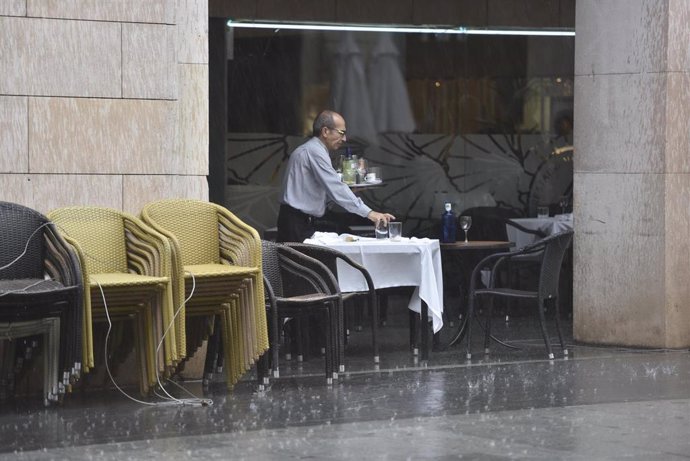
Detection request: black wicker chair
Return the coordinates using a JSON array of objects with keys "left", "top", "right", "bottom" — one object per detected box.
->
[
  {"left": 261, "top": 240, "right": 343, "bottom": 383},
  {"left": 285, "top": 242, "right": 379, "bottom": 365},
  {"left": 464, "top": 230, "right": 574, "bottom": 360},
  {"left": 0, "top": 201, "right": 83, "bottom": 403}
]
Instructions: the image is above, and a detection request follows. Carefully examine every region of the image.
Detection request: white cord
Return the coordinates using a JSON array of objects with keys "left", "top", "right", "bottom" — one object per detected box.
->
[
  {"left": 98, "top": 273, "right": 212, "bottom": 408},
  {"left": 0, "top": 222, "right": 53, "bottom": 271},
  {"left": 4, "top": 221, "right": 214, "bottom": 407},
  {"left": 151, "top": 271, "right": 213, "bottom": 407},
  {"left": 0, "top": 279, "right": 52, "bottom": 298}
]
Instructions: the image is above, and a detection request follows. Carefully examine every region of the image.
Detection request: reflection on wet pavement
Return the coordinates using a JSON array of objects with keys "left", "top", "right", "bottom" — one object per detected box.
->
[{"left": 1, "top": 299, "right": 689, "bottom": 459}]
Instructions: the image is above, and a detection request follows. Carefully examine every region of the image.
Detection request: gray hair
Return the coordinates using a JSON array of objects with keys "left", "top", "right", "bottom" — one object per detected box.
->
[{"left": 312, "top": 110, "right": 336, "bottom": 137}]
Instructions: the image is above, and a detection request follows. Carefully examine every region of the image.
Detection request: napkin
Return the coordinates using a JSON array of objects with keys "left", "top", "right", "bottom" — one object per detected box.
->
[
  {"left": 307, "top": 232, "right": 375, "bottom": 244},
  {"left": 410, "top": 237, "right": 431, "bottom": 243},
  {"left": 555, "top": 213, "right": 573, "bottom": 221}
]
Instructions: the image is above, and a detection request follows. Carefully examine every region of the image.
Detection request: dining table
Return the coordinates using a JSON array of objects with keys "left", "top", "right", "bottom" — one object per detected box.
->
[{"left": 303, "top": 232, "right": 444, "bottom": 360}]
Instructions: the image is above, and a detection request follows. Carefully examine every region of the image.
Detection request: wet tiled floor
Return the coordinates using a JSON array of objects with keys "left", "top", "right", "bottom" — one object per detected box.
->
[{"left": 1, "top": 299, "right": 689, "bottom": 460}]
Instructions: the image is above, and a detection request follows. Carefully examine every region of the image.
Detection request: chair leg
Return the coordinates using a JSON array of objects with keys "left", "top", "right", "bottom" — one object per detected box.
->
[
  {"left": 465, "top": 294, "right": 476, "bottom": 360},
  {"left": 551, "top": 297, "right": 568, "bottom": 356},
  {"left": 537, "top": 298, "right": 554, "bottom": 359},
  {"left": 337, "top": 300, "right": 345, "bottom": 374},
  {"left": 271, "top": 308, "right": 280, "bottom": 379},
  {"left": 203, "top": 316, "right": 221, "bottom": 385},
  {"left": 324, "top": 306, "right": 334, "bottom": 385},
  {"left": 370, "top": 292, "right": 379, "bottom": 363},
  {"left": 409, "top": 310, "right": 418, "bottom": 355},
  {"left": 483, "top": 297, "right": 495, "bottom": 355}
]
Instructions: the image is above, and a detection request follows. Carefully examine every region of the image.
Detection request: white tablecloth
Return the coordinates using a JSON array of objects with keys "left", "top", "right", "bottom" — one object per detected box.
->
[
  {"left": 506, "top": 215, "right": 574, "bottom": 248},
  {"left": 304, "top": 233, "right": 444, "bottom": 333}
]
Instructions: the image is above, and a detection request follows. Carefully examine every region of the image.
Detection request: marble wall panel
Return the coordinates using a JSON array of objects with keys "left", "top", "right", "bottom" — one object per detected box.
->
[
  {"left": 488, "top": 0, "right": 560, "bottom": 27},
  {"left": 0, "top": 96, "right": 27, "bottom": 173},
  {"left": 122, "top": 24, "right": 177, "bottom": 100},
  {"left": 29, "top": 98, "right": 175, "bottom": 175},
  {"left": 573, "top": 172, "right": 666, "bottom": 347},
  {"left": 667, "top": 0, "right": 690, "bottom": 72},
  {"left": 0, "top": 174, "right": 121, "bottom": 213},
  {"left": 575, "top": 0, "right": 667, "bottom": 76},
  {"left": 0, "top": 17, "right": 121, "bottom": 98},
  {"left": 176, "top": 0, "right": 208, "bottom": 64},
  {"left": 574, "top": 73, "right": 666, "bottom": 174},
  {"left": 26, "top": 0, "right": 174, "bottom": 24},
  {"left": 665, "top": 73, "right": 690, "bottom": 173},
  {"left": 122, "top": 175, "right": 208, "bottom": 215},
  {"left": 0, "top": 174, "right": 33, "bottom": 206},
  {"left": 412, "top": 0, "right": 486, "bottom": 26},
  {"left": 173, "top": 64, "right": 209, "bottom": 175},
  {"left": 32, "top": 174, "right": 123, "bottom": 213},
  {"left": 0, "top": 0, "right": 25, "bottom": 16},
  {"left": 663, "top": 174, "right": 690, "bottom": 347}
]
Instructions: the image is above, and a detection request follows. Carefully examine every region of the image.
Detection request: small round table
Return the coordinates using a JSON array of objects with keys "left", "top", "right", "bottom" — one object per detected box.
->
[{"left": 439, "top": 240, "right": 514, "bottom": 349}]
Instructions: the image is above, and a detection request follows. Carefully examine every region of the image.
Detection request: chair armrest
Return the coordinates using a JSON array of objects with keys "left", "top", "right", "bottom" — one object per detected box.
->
[
  {"left": 122, "top": 214, "right": 172, "bottom": 278},
  {"left": 468, "top": 237, "right": 550, "bottom": 292},
  {"left": 505, "top": 220, "right": 547, "bottom": 240},
  {"left": 285, "top": 242, "right": 376, "bottom": 295},
  {"left": 44, "top": 223, "right": 83, "bottom": 291},
  {"left": 216, "top": 205, "right": 262, "bottom": 269},
  {"left": 58, "top": 234, "right": 94, "bottom": 371},
  {"left": 277, "top": 244, "right": 341, "bottom": 297}
]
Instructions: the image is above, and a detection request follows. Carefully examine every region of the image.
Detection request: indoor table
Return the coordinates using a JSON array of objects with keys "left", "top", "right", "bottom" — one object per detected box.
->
[{"left": 507, "top": 215, "right": 574, "bottom": 248}]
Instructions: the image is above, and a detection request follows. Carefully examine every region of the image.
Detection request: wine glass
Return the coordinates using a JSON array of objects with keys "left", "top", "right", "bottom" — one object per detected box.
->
[
  {"left": 459, "top": 216, "right": 472, "bottom": 243},
  {"left": 559, "top": 195, "right": 570, "bottom": 215}
]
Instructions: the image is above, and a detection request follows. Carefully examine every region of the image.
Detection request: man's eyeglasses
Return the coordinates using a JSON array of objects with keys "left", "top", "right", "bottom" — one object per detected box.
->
[{"left": 329, "top": 127, "right": 347, "bottom": 136}]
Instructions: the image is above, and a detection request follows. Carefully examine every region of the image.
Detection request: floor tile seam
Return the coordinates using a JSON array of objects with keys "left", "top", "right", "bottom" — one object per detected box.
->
[{"left": 337, "top": 350, "right": 690, "bottom": 377}]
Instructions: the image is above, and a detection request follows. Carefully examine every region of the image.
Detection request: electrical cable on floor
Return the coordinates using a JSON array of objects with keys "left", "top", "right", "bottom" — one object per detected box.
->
[{"left": 98, "top": 272, "right": 213, "bottom": 408}]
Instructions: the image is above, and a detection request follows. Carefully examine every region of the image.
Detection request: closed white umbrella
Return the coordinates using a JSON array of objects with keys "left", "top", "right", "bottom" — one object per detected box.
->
[
  {"left": 368, "top": 33, "right": 416, "bottom": 134},
  {"left": 331, "top": 33, "right": 377, "bottom": 143}
]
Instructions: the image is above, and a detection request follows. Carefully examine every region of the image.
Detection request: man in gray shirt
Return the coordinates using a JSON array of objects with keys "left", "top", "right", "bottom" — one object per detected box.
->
[{"left": 277, "top": 110, "right": 395, "bottom": 242}]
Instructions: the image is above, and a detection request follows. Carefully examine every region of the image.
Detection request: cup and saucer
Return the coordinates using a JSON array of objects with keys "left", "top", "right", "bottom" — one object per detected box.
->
[{"left": 364, "top": 173, "right": 382, "bottom": 185}]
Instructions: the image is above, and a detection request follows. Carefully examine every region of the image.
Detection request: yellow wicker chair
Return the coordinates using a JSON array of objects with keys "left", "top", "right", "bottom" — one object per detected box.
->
[
  {"left": 140, "top": 199, "right": 268, "bottom": 389},
  {"left": 48, "top": 207, "right": 175, "bottom": 396}
]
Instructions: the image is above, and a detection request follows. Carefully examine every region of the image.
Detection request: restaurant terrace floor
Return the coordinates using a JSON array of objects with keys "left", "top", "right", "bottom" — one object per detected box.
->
[{"left": 1, "top": 294, "right": 689, "bottom": 460}]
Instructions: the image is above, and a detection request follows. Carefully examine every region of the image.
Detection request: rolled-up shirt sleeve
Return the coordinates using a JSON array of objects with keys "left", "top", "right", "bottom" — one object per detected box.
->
[{"left": 310, "top": 152, "right": 372, "bottom": 218}]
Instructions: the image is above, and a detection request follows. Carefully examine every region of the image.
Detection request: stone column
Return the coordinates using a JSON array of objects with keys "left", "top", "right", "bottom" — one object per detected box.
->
[{"left": 574, "top": 0, "right": 690, "bottom": 347}]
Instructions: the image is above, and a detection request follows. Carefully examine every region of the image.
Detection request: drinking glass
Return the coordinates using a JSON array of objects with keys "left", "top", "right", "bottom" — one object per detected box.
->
[
  {"left": 459, "top": 216, "right": 472, "bottom": 243},
  {"left": 375, "top": 220, "right": 388, "bottom": 239},
  {"left": 388, "top": 222, "right": 402, "bottom": 241}
]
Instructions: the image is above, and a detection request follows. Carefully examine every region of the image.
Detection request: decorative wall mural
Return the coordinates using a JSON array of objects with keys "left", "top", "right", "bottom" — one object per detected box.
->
[{"left": 224, "top": 132, "right": 572, "bottom": 238}]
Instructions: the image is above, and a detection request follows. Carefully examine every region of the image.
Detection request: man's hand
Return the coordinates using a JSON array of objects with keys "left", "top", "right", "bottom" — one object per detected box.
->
[{"left": 367, "top": 211, "right": 396, "bottom": 226}]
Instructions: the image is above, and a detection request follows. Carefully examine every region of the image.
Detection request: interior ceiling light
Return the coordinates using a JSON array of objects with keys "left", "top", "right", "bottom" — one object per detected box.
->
[{"left": 226, "top": 20, "right": 575, "bottom": 37}]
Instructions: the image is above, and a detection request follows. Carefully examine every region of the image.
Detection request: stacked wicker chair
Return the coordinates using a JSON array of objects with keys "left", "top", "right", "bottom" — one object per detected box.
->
[
  {"left": 140, "top": 199, "right": 268, "bottom": 389},
  {"left": 48, "top": 207, "right": 175, "bottom": 396},
  {"left": 0, "top": 201, "right": 83, "bottom": 404}
]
